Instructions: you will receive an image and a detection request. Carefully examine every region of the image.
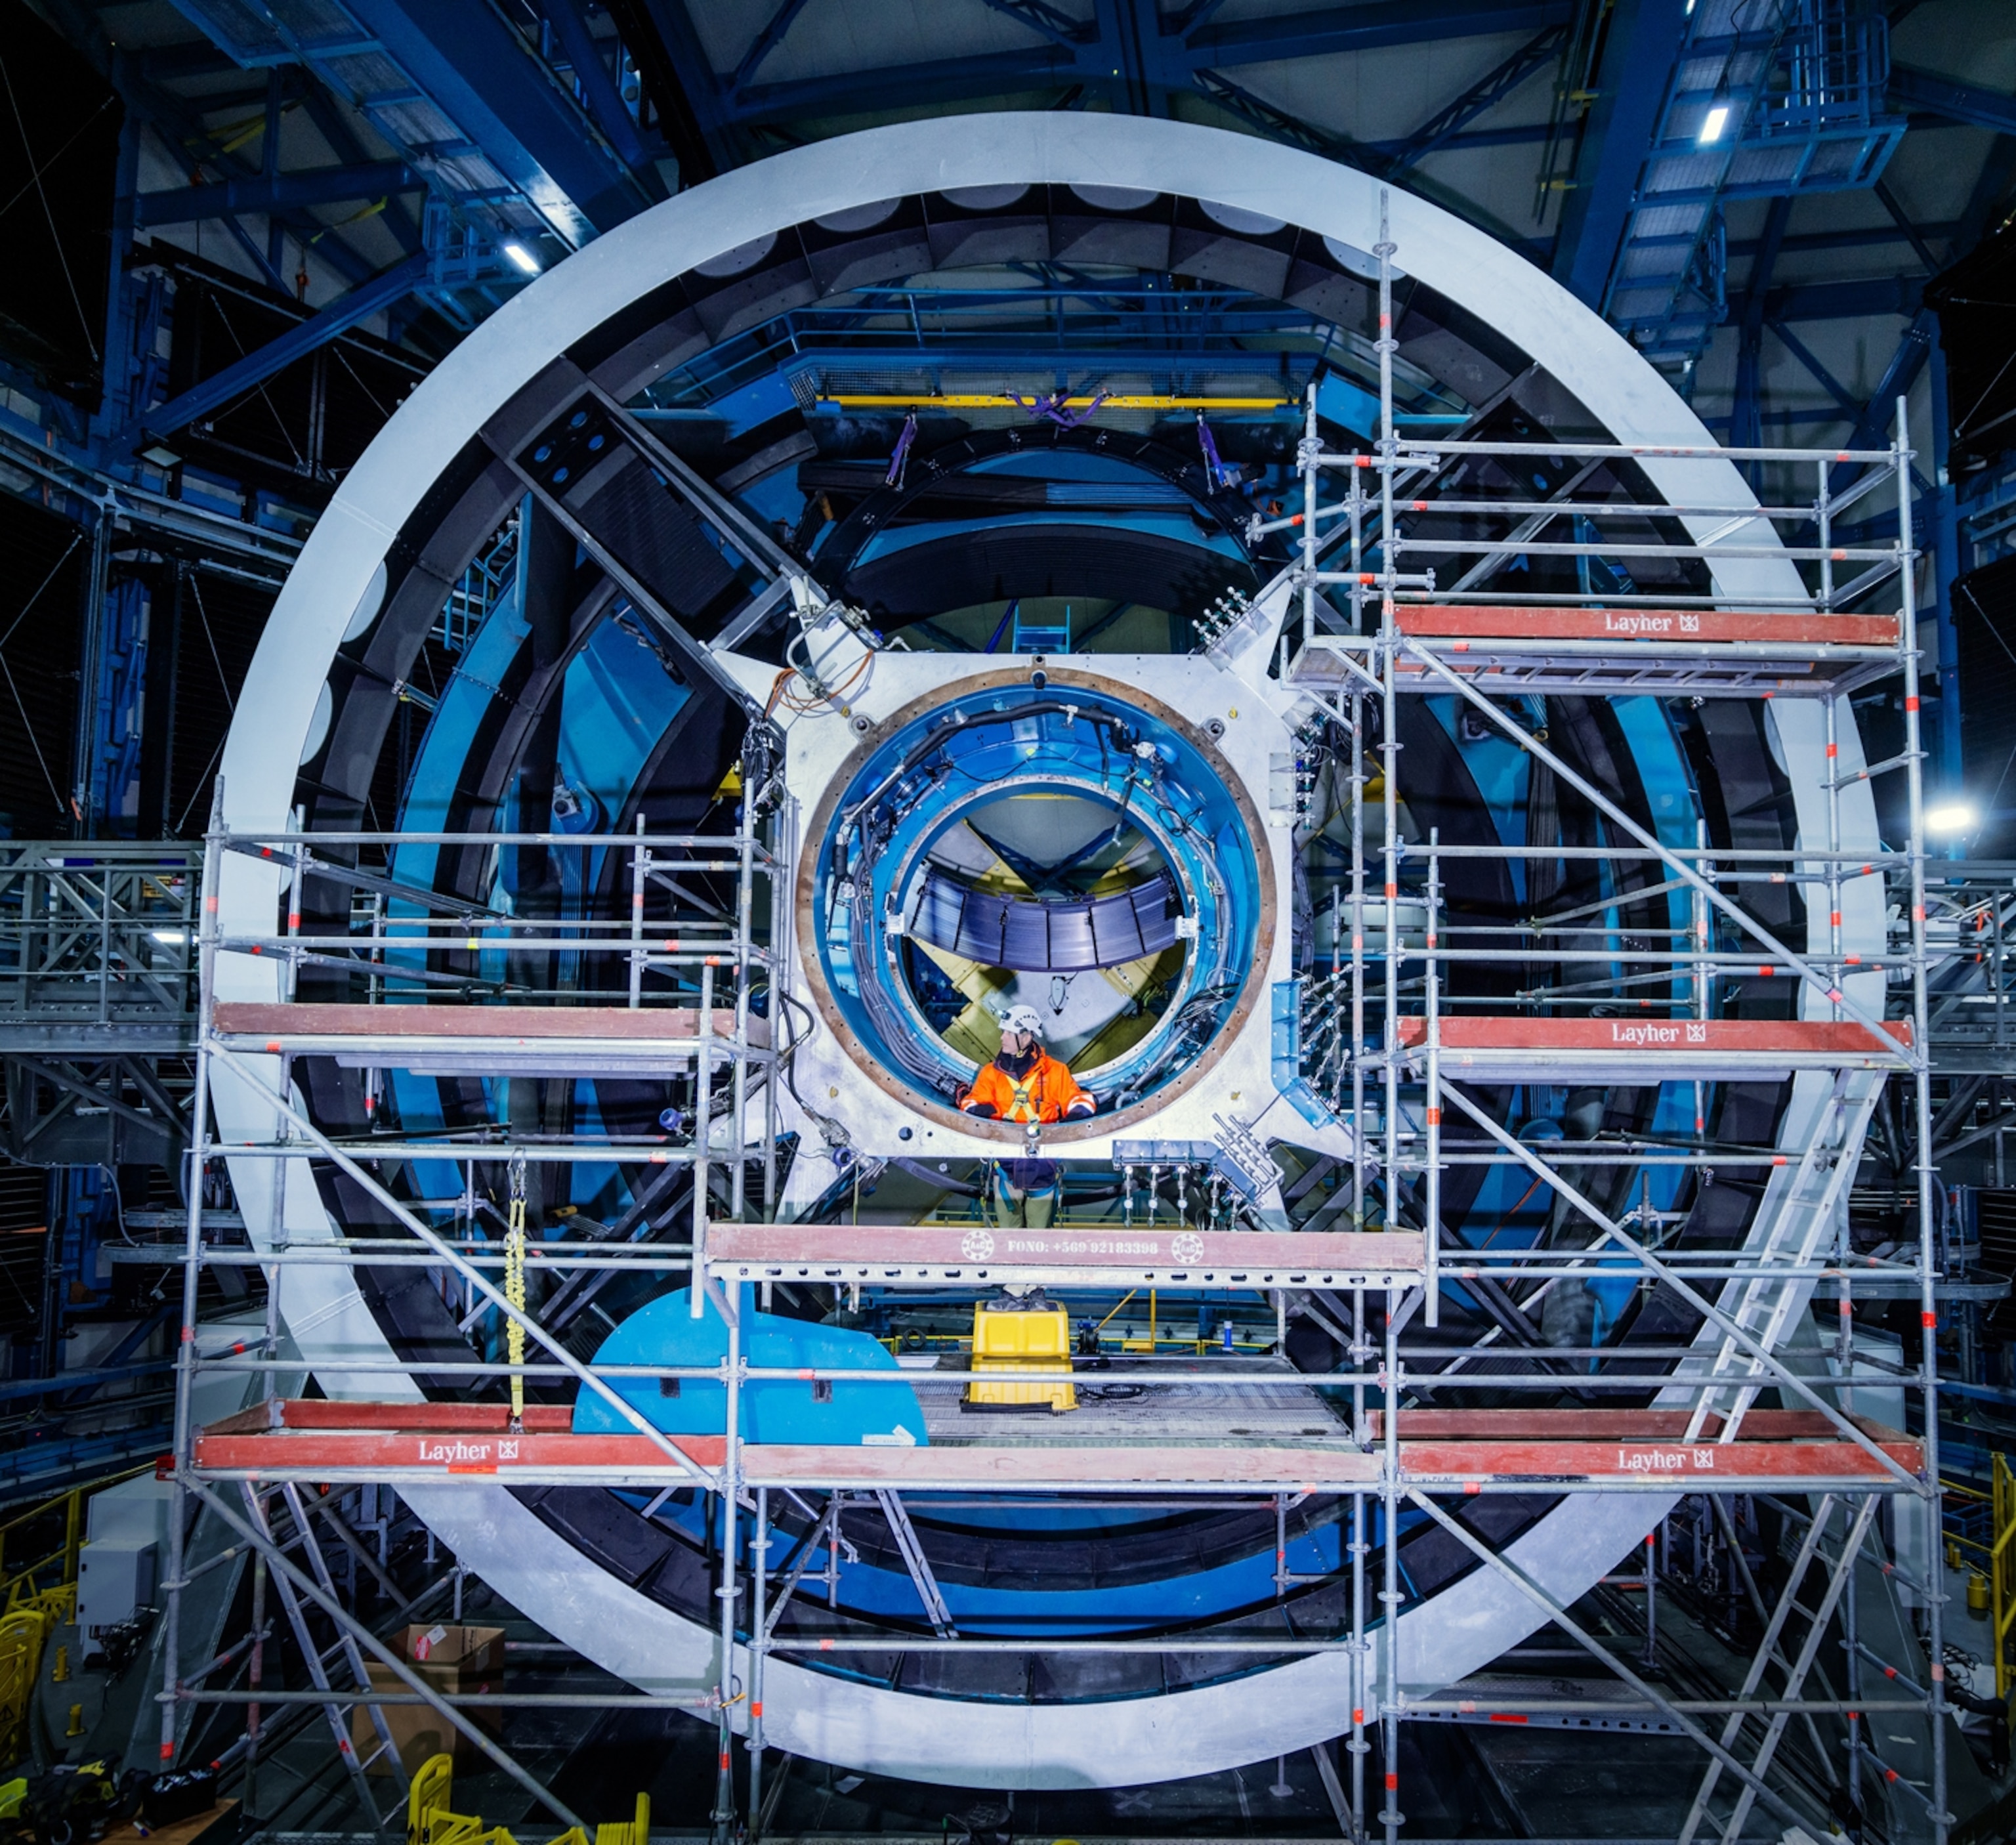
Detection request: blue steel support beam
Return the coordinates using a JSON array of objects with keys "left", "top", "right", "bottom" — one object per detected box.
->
[
  {"left": 1731, "top": 220, "right": 1960, "bottom": 260},
  {"left": 627, "top": 0, "right": 738, "bottom": 174},
  {"left": 1764, "top": 275, "right": 1925, "bottom": 322},
  {"left": 1874, "top": 179, "right": 1941, "bottom": 274},
  {"left": 1193, "top": 70, "right": 1369, "bottom": 165},
  {"left": 26, "top": 0, "right": 389, "bottom": 290},
  {"left": 732, "top": 47, "right": 1076, "bottom": 125},
  {"left": 1826, "top": 306, "right": 1938, "bottom": 499},
  {"left": 1190, "top": 0, "right": 1574, "bottom": 68},
  {"left": 1955, "top": 135, "right": 2016, "bottom": 253},
  {"left": 1731, "top": 198, "right": 1792, "bottom": 464},
  {"left": 133, "top": 161, "right": 421, "bottom": 226},
  {"left": 1887, "top": 66, "right": 2016, "bottom": 137},
  {"left": 537, "top": 0, "right": 661, "bottom": 179},
  {"left": 340, "top": 0, "right": 654, "bottom": 241},
  {"left": 1387, "top": 26, "right": 1566, "bottom": 173},
  {"left": 116, "top": 251, "right": 430, "bottom": 450},
  {"left": 1767, "top": 321, "right": 1862, "bottom": 423},
  {"left": 98, "top": 51, "right": 146, "bottom": 438},
  {"left": 729, "top": 0, "right": 1576, "bottom": 127},
  {"left": 1206, "top": 26, "right": 1564, "bottom": 180},
  {"left": 108, "top": 72, "right": 382, "bottom": 288},
  {"left": 731, "top": 0, "right": 826, "bottom": 93},
  {"left": 1097, "top": 0, "right": 1188, "bottom": 117},
  {"left": 262, "top": 70, "right": 284, "bottom": 278},
  {"left": 297, "top": 75, "right": 425, "bottom": 255},
  {"left": 978, "top": 0, "right": 1093, "bottom": 54},
  {"left": 1549, "top": 0, "right": 1691, "bottom": 308}
]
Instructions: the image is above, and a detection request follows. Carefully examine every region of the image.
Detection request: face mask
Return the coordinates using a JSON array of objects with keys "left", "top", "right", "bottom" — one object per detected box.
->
[{"left": 998, "top": 1044, "right": 1041, "bottom": 1078}]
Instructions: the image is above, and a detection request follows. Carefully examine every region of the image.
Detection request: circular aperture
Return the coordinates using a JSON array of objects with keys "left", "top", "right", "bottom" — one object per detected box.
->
[{"left": 805, "top": 673, "right": 1267, "bottom": 1124}]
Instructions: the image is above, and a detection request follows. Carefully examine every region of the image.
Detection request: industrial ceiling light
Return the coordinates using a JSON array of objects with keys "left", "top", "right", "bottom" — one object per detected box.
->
[
  {"left": 1698, "top": 102, "right": 1731, "bottom": 144},
  {"left": 1925, "top": 800, "right": 1979, "bottom": 834},
  {"left": 502, "top": 241, "right": 540, "bottom": 275}
]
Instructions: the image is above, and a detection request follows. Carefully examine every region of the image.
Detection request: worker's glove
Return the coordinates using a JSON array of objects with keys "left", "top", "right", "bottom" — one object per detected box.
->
[
  {"left": 1064, "top": 1095, "right": 1095, "bottom": 1118},
  {"left": 963, "top": 1102, "right": 999, "bottom": 1118}
]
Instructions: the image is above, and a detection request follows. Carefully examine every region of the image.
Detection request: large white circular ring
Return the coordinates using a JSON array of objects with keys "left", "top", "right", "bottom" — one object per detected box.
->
[{"left": 210, "top": 113, "right": 1883, "bottom": 1789}]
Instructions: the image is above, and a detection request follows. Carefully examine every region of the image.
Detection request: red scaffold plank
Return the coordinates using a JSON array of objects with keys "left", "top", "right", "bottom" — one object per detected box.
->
[
  {"left": 1394, "top": 1017, "right": 1910, "bottom": 1057},
  {"left": 188, "top": 1401, "right": 1921, "bottom": 1492},
  {"left": 213, "top": 1002, "right": 761, "bottom": 1044},
  {"left": 1373, "top": 1409, "right": 1920, "bottom": 1487},
  {"left": 706, "top": 1223, "right": 1425, "bottom": 1281},
  {"left": 1367, "top": 1409, "right": 1900, "bottom": 1443},
  {"left": 1398, "top": 1436, "right": 1920, "bottom": 1487},
  {"left": 193, "top": 1422, "right": 725, "bottom": 1478},
  {"left": 1396, "top": 605, "right": 1898, "bottom": 647}
]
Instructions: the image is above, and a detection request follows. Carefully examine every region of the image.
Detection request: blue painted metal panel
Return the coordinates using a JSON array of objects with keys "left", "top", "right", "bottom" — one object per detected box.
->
[
  {"left": 1270, "top": 979, "right": 1334, "bottom": 1129},
  {"left": 576, "top": 1287, "right": 929, "bottom": 1447}
]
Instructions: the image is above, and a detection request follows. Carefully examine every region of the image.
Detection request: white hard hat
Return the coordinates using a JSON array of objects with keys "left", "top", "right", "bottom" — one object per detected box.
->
[{"left": 1000, "top": 1004, "right": 1045, "bottom": 1037}]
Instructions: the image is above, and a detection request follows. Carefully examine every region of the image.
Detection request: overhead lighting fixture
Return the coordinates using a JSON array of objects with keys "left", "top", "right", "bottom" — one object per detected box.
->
[
  {"left": 1698, "top": 103, "right": 1731, "bottom": 144},
  {"left": 150, "top": 929, "right": 188, "bottom": 944},
  {"left": 1925, "top": 801, "right": 1979, "bottom": 835},
  {"left": 502, "top": 242, "right": 541, "bottom": 275}
]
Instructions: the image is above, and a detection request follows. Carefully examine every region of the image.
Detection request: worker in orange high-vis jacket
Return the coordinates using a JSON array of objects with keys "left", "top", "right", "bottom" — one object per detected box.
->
[{"left": 957, "top": 1005, "right": 1095, "bottom": 1228}]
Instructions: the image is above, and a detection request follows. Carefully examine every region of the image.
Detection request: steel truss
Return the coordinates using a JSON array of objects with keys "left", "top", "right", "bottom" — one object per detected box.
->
[
  {"left": 0, "top": 841, "right": 201, "bottom": 1166},
  {"left": 154, "top": 216, "right": 1954, "bottom": 1845}
]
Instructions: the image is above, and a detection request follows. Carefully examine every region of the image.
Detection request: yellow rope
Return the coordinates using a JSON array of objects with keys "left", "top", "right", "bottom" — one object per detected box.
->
[{"left": 507, "top": 1160, "right": 527, "bottom": 1431}]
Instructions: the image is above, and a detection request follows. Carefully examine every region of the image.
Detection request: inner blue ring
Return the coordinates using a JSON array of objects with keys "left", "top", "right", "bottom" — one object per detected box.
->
[{"left": 814, "top": 685, "right": 1265, "bottom": 1109}]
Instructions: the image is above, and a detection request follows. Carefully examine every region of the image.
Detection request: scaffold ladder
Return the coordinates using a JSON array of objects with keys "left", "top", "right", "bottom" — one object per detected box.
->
[
  {"left": 240, "top": 1482, "right": 408, "bottom": 1819},
  {"left": 1681, "top": 1069, "right": 1883, "bottom": 1444}
]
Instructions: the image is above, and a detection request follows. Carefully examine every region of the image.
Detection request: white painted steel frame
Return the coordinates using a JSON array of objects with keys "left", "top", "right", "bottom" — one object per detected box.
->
[{"left": 202, "top": 114, "right": 1882, "bottom": 1792}]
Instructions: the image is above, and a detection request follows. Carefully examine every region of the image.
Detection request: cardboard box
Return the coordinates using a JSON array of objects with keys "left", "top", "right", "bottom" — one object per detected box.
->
[{"left": 350, "top": 1624, "right": 505, "bottom": 1774}]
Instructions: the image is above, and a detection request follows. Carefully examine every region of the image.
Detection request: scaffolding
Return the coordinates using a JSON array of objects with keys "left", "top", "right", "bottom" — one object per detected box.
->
[
  {"left": 1254, "top": 201, "right": 1946, "bottom": 1842},
  {"left": 153, "top": 213, "right": 1956, "bottom": 1845}
]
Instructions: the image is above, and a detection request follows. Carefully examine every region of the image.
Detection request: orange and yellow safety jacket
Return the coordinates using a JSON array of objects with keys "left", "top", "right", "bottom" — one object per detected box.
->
[{"left": 958, "top": 1049, "right": 1095, "bottom": 1124}]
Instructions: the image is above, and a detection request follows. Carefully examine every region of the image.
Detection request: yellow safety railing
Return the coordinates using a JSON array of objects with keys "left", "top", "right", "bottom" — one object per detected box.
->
[
  {"left": 0, "top": 1463, "right": 152, "bottom": 1604},
  {"left": 1994, "top": 1453, "right": 2016, "bottom": 1703},
  {"left": 0, "top": 1580, "right": 77, "bottom": 1766},
  {"left": 408, "top": 1754, "right": 647, "bottom": 1845}
]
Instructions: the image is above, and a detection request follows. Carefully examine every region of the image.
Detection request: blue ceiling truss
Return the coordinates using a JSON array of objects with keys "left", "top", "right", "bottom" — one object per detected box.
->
[{"left": 0, "top": 0, "right": 2002, "bottom": 868}]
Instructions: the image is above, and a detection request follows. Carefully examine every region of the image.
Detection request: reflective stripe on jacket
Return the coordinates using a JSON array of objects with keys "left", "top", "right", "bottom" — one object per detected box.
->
[{"left": 958, "top": 1051, "right": 1094, "bottom": 1123}]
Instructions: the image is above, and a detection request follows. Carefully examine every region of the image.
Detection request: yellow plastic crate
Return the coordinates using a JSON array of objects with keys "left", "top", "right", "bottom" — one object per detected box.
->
[{"left": 965, "top": 1305, "right": 1077, "bottom": 1414}]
